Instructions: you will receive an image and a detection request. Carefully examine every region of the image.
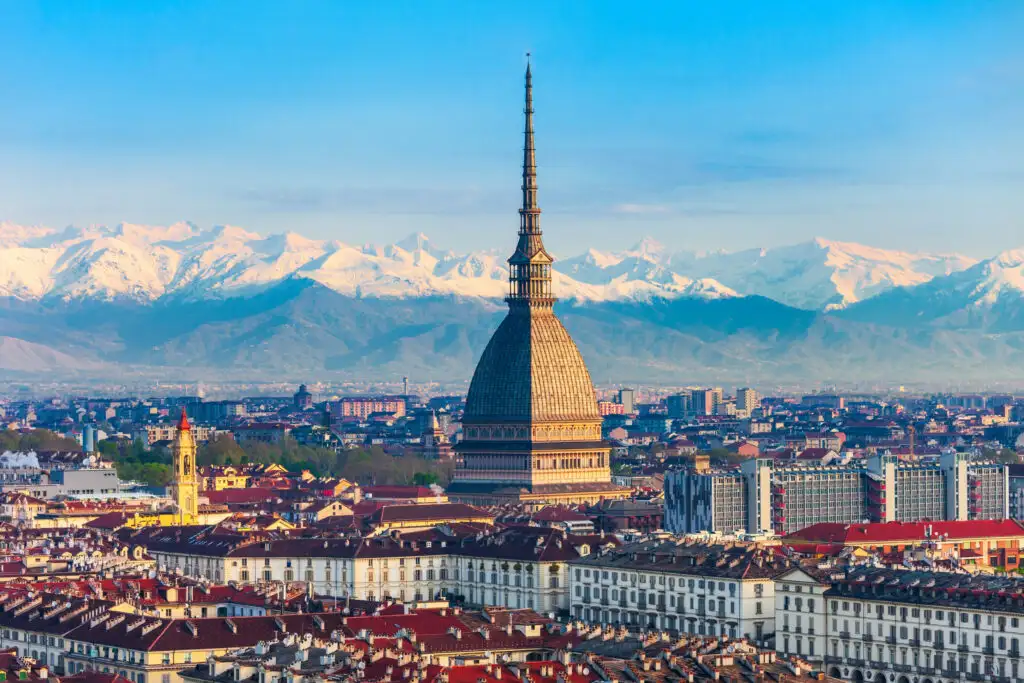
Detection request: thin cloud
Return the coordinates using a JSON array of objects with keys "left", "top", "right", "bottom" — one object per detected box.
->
[
  {"left": 612, "top": 203, "right": 672, "bottom": 215},
  {"left": 230, "top": 186, "right": 506, "bottom": 216}
]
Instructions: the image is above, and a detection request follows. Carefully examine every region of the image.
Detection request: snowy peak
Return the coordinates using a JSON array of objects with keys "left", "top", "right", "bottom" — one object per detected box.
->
[
  {"left": 628, "top": 236, "right": 666, "bottom": 260},
  {"left": 673, "top": 238, "right": 977, "bottom": 310},
  {"left": 0, "top": 222, "right": 746, "bottom": 304},
  {"left": 958, "top": 248, "right": 1024, "bottom": 305},
  {"left": 0, "top": 222, "right": 57, "bottom": 248},
  {"left": 0, "top": 221, "right": 990, "bottom": 308},
  {"left": 836, "top": 245, "right": 1024, "bottom": 332}
]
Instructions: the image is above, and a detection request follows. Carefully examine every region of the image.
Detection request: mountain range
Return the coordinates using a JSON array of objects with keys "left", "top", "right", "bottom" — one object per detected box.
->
[{"left": 1, "top": 221, "right": 1022, "bottom": 386}]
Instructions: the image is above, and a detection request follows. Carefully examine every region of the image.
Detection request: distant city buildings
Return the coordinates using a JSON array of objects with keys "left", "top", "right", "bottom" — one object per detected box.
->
[
  {"left": 292, "top": 383, "right": 313, "bottom": 409},
  {"left": 0, "top": 452, "right": 121, "bottom": 500},
  {"left": 331, "top": 396, "right": 407, "bottom": 421},
  {"left": 617, "top": 388, "right": 636, "bottom": 414},
  {"left": 666, "top": 452, "right": 1009, "bottom": 535},
  {"left": 691, "top": 388, "right": 724, "bottom": 416},
  {"left": 736, "top": 387, "right": 760, "bottom": 415}
]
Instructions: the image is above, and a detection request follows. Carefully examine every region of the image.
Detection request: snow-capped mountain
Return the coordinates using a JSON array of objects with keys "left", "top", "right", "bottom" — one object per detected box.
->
[
  {"left": 2, "top": 221, "right": 1023, "bottom": 382},
  {"left": 0, "top": 222, "right": 981, "bottom": 309},
  {"left": 841, "top": 248, "right": 1024, "bottom": 330},
  {"left": 558, "top": 238, "right": 738, "bottom": 302},
  {"left": 0, "top": 222, "right": 739, "bottom": 304},
  {"left": 670, "top": 238, "right": 976, "bottom": 310}
]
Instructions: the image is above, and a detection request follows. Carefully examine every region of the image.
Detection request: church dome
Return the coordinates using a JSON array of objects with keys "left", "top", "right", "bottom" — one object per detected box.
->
[{"left": 463, "top": 308, "right": 600, "bottom": 424}]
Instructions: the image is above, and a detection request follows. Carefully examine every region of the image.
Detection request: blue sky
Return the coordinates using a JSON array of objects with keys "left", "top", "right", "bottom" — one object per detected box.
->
[{"left": 2, "top": 1, "right": 1023, "bottom": 257}]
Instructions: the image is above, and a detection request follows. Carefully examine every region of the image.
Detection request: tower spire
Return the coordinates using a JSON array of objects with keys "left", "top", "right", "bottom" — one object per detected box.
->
[
  {"left": 508, "top": 55, "right": 554, "bottom": 307},
  {"left": 521, "top": 53, "right": 539, "bottom": 227}
]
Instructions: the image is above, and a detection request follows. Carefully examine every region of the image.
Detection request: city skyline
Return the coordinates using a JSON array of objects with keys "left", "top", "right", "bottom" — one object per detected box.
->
[{"left": 2, "top": 2, "right": 1024, "bottom": 257}]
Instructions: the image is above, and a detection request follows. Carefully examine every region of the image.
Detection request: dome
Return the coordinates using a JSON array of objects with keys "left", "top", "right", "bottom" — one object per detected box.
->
[{"left": 463, "top": 308, "right": 601, "bottom": 424}]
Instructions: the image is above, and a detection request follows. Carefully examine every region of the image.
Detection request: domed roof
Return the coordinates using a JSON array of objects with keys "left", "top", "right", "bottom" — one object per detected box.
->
[{"left": 464, "top": 308, "right": 600, "bottom": 424}]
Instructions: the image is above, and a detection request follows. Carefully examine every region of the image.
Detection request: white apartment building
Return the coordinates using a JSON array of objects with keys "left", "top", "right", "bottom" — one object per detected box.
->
[
  {"left": 132, "top": 525, "right": 614, "bottom": 615},
  {"left": 776, "top": 566, "right": 1024, "bottom": 683},
  {"left": 568, "top": 538, "right": 796, "bottom": 644},
  {"left": 773, "top": 566, "right": 831, "bottom": 663}
]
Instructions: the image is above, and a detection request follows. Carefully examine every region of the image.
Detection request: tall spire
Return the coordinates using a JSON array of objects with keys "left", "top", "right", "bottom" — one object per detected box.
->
[
  {"left": 521, "top": 54, "right": 539, "bottom": 231},
  {"left": 508, "top": 55, "right": 554, "bottom": 307}
]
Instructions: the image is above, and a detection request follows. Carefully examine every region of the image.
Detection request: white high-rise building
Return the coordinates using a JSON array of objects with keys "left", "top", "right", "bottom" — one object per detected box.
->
[{"left": 737, "top": 387, "right": 760, "bottom": 415}]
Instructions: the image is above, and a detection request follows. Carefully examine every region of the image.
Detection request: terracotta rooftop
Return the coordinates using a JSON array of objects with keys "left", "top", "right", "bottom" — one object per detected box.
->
[{"left": 785, "top": 519, "right": 1024, "bottom": 545}]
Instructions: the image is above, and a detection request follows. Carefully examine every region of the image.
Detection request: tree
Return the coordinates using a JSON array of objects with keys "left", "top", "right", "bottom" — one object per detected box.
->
[
  {"left": 140, "top": 463, "right": 173, "bottom": 487},
  {"left": 413, "top": 472, "right": 440, "bottom": 486},
  {"left": 0, "top": 428, "right": 81, "bottom": 453},
  {"left": 198, "top": 435, "right": 245, "bottom": 466},
  {"left": 982, "top": 448, "right": 1021, "bottom": 465}
]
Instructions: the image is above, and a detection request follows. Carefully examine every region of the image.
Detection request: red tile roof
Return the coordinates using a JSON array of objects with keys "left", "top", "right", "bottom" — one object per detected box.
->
[
  {"left": 785, "top": 519, "right": 1024, "bottom": 545},
  {"left": 364, "top": 485, "right": 440, "bottom": 499},
  {"left": 206, "top": 488, "right": 287, "bottom": 505},
  {"left": 372, "top": 503, "right": 489, "bottom": 524}
]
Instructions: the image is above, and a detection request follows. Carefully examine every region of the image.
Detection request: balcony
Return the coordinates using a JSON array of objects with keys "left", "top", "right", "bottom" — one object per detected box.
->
[
  {"left": 839, "top": 631, "right": 851, "bottom": 639},
  {"left": 958, "top": 644, "right": 969, "bottom": 653},
  {"left": 933, "top": 642, "right": 944, "bottom": 650},
  {"left": 983, "top": 647, "right": 995, "bottom": 655},
  {"left": 886, "top": 636, "right": 897, "bottom": 645},
  {"left": 908, "top": 639, "right": 921, "bottom": 647},
  {"left": 862, "top": 634, "right": 873, "bottom": 642},
  {"left": 1009, "top": 649, "right": 1021, "bottom": 659}
]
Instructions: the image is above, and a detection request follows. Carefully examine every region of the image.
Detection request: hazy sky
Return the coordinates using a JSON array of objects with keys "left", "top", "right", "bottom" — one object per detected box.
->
[{"left": 2, "top": 1, "right": 1023, "bottom": 257}]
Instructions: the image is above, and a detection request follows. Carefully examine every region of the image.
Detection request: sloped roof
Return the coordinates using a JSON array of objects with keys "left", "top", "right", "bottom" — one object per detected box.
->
[{"left": 786, "top": 519, "right": 1024, "bottom": 545}]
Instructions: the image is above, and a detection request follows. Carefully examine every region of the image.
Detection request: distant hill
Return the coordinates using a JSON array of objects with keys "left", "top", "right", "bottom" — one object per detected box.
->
[{"left": 1, "top": 221, "right": 1022, "bottom": 384}]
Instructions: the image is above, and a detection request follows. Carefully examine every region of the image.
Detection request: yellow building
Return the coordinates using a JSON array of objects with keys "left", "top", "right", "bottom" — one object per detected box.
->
[
  {"left": 115, "top": 413, "right": 230, "bottom": 530},
  {"left": 200, "top": 466, "right": 250, "bottom": 491},
  {"left": 169, "top": 410, "right": 199, "bottom": 524}
]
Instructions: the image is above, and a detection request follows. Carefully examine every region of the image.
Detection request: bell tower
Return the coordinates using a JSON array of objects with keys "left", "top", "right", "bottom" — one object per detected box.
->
[{"left": 170, "top": 408, "right": 199, "bottom": 522}]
